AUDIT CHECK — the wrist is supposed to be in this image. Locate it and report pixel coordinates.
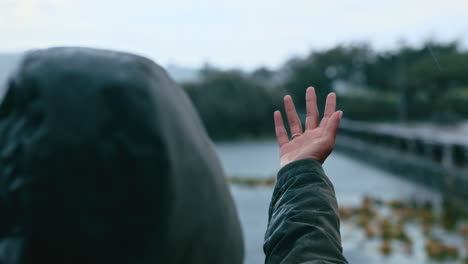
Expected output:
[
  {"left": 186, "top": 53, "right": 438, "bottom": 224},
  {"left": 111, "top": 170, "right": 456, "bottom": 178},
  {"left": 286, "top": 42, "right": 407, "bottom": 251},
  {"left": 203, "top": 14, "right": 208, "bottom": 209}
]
[
  {"left": 280, "top": 156, "right": 323, "bottom": 168},
  {"left": 278, "top": 158, "right": 324, "bottom": 180}
]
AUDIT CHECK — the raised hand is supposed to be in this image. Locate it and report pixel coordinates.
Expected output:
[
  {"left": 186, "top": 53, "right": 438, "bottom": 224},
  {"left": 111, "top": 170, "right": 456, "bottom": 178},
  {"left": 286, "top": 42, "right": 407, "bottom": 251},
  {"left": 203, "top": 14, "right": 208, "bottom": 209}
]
[{"left": 274, "top": 87, "right": 343, "bottom": 167}]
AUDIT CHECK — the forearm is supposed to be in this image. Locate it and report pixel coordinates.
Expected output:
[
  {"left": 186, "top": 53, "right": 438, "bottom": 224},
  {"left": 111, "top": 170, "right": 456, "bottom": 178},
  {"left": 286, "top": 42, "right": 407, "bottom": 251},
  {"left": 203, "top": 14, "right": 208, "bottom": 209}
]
[{"left": 263, "top": 159, "right": 347, "bottom": 264}]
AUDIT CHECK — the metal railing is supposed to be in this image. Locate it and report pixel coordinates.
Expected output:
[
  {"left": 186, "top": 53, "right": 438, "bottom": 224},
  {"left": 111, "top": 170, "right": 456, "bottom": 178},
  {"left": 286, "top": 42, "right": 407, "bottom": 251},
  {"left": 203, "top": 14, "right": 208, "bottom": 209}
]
[{"left": 338, "top": 120, "right": 468, "bottom": 169}]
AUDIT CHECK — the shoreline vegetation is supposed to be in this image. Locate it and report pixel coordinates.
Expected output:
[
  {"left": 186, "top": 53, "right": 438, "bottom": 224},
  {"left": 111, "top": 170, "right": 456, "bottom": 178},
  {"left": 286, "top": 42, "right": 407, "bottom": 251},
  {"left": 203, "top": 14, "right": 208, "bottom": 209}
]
[
  {"left": 183, "top": 40, "right": 468, "bottom": 141},
  {"left": 228, "top": 174, "right": 468, "bottom": 262},
  {"left": 227, "top": 176, "right": 276, "bottom": 187},
  {"left": 340, "top": 196, "right": 468, "bottom": 263}
]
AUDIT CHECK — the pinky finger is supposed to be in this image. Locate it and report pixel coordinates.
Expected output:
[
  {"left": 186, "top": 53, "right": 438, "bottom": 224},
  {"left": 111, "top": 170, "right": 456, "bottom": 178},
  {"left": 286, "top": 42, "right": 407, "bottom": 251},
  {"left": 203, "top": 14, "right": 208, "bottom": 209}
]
[{"left": 274, "top": 111, "right": 289, "bottom": 147}]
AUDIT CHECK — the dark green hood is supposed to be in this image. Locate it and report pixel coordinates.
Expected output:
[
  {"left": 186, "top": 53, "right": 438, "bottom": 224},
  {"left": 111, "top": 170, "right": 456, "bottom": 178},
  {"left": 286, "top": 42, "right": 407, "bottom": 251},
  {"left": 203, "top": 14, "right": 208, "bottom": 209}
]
[{"left": 0, "top": 47, "right": 244, "bottom": 264}]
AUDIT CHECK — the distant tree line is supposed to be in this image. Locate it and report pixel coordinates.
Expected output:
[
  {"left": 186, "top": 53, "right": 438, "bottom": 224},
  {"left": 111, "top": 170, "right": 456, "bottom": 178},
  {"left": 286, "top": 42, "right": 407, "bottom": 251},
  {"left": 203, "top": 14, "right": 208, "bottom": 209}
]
[{"left": 182, "top": 41, "right": 468, "bottom": 140}]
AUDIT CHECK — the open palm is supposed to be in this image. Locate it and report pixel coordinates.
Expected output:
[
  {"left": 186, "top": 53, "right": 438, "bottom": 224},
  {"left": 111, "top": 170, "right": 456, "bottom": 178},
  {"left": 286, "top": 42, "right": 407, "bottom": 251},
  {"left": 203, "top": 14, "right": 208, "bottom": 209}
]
[{"left": 275, "top": 87, "right": 343, "bottom": 167}]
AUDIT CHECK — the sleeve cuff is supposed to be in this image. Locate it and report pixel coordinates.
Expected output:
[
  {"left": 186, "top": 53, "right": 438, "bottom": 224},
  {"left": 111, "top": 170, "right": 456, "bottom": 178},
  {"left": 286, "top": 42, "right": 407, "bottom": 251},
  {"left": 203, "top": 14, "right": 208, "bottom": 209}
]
[{"left": 277, "top": 159, "right": 324, "bottom": 183}]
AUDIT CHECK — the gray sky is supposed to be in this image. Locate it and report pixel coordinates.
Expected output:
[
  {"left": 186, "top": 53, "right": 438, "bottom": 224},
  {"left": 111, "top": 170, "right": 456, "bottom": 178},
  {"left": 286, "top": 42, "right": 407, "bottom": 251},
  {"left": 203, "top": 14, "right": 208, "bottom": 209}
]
[{"left": 1, "top": 0, "right": 468, "bottom": 69}]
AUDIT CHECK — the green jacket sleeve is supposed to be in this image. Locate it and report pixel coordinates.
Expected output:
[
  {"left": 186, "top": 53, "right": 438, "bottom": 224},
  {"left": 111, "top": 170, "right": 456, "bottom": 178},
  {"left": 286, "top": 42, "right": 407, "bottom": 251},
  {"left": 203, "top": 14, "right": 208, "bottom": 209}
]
[{"left": 263, "top": 159, "right": 348, "bottom": 264}]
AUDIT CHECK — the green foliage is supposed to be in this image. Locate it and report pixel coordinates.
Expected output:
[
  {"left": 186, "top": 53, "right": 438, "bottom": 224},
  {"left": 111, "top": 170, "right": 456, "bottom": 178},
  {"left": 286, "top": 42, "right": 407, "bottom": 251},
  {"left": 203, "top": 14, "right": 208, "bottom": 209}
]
[
  {"left": 183, "top": 69, "right": 276, "bottom": 139},
  {"left": 281, "top": 44, "right": 371, "bottom": 111},
  {"left": 182, "top": 40, "right": 468, "bottom": 139},
  {"left": 339, "top": 90, "right": 399, "bottom": 121},
  {"left": 437, "top": 87, "right": 468, "bottom": 118}
]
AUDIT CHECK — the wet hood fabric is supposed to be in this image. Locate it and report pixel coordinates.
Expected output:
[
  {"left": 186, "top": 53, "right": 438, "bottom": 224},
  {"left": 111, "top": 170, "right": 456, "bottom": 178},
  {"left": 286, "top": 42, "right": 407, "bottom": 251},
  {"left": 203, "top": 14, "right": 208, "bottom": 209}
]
[{"left": 0, "top": 47, "right": 244, "bottom": 264}]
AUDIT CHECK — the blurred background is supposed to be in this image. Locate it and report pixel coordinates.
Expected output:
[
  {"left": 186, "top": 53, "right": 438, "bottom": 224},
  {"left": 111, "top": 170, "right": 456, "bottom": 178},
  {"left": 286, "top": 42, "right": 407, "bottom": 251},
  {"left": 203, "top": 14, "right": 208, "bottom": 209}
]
[{"left": 1, "top": 0, "right": 468, "bottom": 263}]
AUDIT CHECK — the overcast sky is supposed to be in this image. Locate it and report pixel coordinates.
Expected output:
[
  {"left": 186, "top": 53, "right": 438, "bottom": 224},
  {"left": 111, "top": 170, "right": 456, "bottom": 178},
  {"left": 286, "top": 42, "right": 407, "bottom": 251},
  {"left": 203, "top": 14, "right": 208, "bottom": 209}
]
[{"left": 1, "top": 0, "right": 468, "bottom": 69}]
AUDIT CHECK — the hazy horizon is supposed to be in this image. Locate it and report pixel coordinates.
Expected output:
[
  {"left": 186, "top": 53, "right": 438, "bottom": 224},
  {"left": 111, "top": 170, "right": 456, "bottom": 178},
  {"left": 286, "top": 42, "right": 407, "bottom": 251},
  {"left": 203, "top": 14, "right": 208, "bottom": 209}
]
[{"left": 1, "top": 0, "right": 467, "bottom": 70}]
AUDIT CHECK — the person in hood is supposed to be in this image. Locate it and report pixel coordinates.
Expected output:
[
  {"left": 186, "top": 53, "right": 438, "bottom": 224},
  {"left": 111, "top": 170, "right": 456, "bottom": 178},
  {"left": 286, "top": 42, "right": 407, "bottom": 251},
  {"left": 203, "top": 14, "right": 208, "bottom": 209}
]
[{"left": 0, "top": 47, "right": 347, "bottom": 264}]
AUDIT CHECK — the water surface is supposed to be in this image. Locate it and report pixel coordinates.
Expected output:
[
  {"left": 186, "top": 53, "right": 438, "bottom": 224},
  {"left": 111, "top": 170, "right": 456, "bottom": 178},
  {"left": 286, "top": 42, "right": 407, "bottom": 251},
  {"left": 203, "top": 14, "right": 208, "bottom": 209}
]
[{"left": 215, "top": 140, "right": 443, "bottom": 264}]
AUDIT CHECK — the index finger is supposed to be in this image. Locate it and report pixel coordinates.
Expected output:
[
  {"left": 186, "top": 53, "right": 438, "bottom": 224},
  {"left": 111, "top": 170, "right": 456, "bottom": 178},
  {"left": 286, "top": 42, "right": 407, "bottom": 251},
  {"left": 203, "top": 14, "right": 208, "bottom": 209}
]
[
  {"left": 323, "top": 92, "right": 336, "bottom": 118},
  {"left": 320, "top": 92, "right": 336, "bottom": 128},
  {"left": 326, "top": 111, "right": 343, "bottom": 142}
]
